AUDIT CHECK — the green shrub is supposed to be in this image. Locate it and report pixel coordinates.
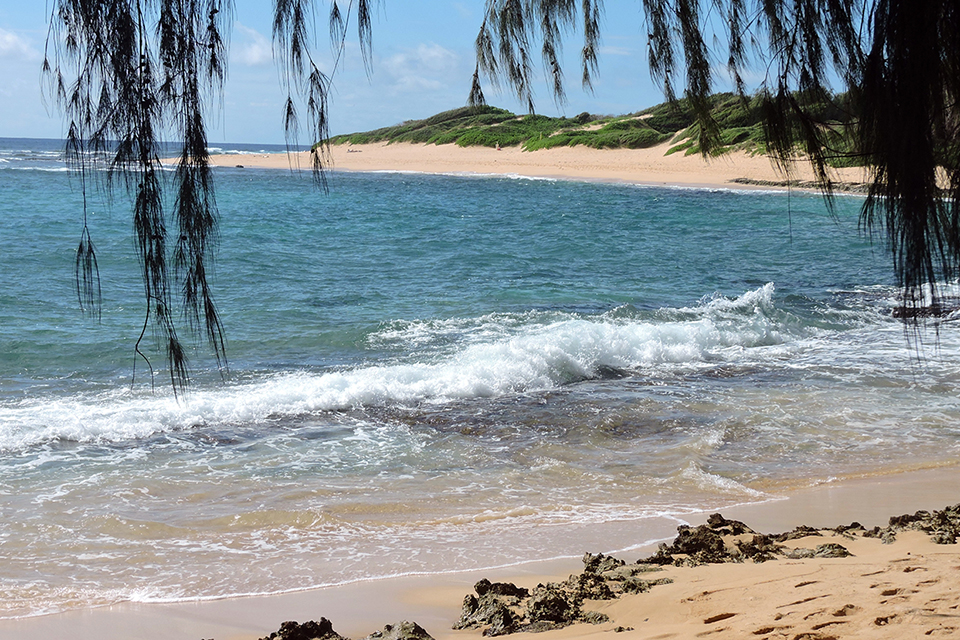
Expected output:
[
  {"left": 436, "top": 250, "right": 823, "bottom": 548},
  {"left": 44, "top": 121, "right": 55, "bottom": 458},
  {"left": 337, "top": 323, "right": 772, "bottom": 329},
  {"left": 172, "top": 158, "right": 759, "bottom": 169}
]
[{"left": 326, "top": 91, "right": 859, "bottom": 158}]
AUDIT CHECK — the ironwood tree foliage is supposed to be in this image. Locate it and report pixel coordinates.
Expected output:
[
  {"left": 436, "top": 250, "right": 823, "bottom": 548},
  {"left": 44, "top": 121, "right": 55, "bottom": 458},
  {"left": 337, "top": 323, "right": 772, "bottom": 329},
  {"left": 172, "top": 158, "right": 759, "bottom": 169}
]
[
  {"left": 45, "top": 1, "right": 960, "bottom": 391},
  {"left": 44, "top": 0, "right": 371, "bottom": 392},
  {"left": 470, "top": 0, "right": 960, "bottom": 317}
]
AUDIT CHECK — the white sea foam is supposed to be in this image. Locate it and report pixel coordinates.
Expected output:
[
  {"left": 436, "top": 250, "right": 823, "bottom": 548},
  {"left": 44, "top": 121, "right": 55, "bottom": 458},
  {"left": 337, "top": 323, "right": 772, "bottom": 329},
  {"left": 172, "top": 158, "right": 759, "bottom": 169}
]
[
  {"left": 676, "top": 462, "right": 767, "bottom": 498},
  {"left": 0, "top": 284, "right": 834, "bottom": 450},
  {"left": 337, "top": 168, "right": 559, "bottom": 182}
]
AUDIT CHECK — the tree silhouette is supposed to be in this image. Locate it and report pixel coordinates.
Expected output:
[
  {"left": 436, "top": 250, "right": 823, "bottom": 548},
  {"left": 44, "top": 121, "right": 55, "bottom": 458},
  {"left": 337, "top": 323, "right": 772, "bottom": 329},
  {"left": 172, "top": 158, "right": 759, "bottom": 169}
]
[
  {"left": 44, "top": 1, "right": 960, "bottom": 391},
  {"left": 470, "top": 0, "right": 960, "bottom": 317},
  {"left": 44, "top": 0, "right": 372, "bottom": 392}
]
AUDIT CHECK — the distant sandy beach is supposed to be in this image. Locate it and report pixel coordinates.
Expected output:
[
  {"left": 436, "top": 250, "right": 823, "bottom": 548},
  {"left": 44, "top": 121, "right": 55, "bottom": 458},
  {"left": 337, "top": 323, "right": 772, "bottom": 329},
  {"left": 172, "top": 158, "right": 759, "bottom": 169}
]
[{"left": 209, "top": 140, "right": 869, "bottom": 191}]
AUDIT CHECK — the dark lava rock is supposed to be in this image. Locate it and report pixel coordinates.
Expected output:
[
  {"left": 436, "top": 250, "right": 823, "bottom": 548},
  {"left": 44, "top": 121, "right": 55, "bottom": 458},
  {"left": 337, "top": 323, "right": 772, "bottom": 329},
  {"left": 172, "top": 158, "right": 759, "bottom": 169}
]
[
  {"left": 455, "top": 594, "right": 479, "bottom": 627},
  {"left": 481, "top": 607, "right": 517, "bottom": 637},
  {"left": 859, "top": 504, "right": 960, "bottom": 546},
  {"left": 641, "top": 516, "right": 749, "bottom": 566},
  {"left": 454, "top": 593, "right": 516, "bottom": 630},
  {"left": 582, "top": 552, "right": 625, "bottom": 574},
  {"left": 735, "top": 534, "right": 783, "bottom": 563},
  {"left": 474, "top": 578, "right": 529, "bottom": 598},
  {"left": 774, "top": 525, "right": 822, "bottom": 542},
  {"left": 658, "top": 524, "right": 728, "bottom": 564},
  {"left": 601, "top": 563, "right": 662, "bottom": 582},
  {"left": 621, "top": 576, "right": 673, "bottom": 594},
  {"left": 527, "top": 584, "right": 578, "bottom": 623},
  {"left": 581, "top": 610, "right": 611, "bottom": 624},
  {"left": 620, "top": 578, "right": 651, "bottom": 594},
  {"left": 363, "top": 621, "right": 434, "bottom": 640},
  {"left": 642, "top": 543, "right": 679, "bottom": 566},
  {"left": 889, "top": 511, "right": 928, "bottom": 528},
  {"left": 259, "top": 619, "right": 347, "bottom": 640},
  {"left": 931, "top": 530, "right": 957, "bottom": 544},
  {"left": 926, "top": 505, "right": 960, "bottom": 543},
  {"left": 832, "top": 522, "right": 864, "bottom": 535},
  {"left": 520, "top": 621, "right": 567, "bottom": 633},
  {"left": 706, "top": 513, "right": 755, "bottom": 535},
  {"left": 814, "top": 543, "right": 852, "bottom": 558},
  {"left": 566, "top": 571, "right": 616, "bottom": 601}
]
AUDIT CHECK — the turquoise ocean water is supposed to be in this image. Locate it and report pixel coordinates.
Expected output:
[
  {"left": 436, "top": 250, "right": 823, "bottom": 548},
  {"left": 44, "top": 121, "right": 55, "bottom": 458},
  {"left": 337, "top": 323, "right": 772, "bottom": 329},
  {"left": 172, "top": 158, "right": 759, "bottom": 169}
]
[{"left": 2, "top": 137, "right": 959, "bottom": 618}]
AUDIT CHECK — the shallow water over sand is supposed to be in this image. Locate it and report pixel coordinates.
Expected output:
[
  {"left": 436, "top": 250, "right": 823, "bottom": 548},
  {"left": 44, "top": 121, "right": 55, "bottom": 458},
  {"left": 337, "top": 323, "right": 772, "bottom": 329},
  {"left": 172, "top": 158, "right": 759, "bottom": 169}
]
[{"left": 2, "top": 138, "right": 960, "bottom": 617}]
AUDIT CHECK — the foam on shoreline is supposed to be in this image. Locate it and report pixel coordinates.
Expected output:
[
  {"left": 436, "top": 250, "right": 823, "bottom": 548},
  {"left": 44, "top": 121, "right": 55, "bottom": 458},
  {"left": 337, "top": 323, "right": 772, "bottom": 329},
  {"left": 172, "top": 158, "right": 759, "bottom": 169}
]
[{"left": 3, "top": 465, "right": 957, "bottom": 640}]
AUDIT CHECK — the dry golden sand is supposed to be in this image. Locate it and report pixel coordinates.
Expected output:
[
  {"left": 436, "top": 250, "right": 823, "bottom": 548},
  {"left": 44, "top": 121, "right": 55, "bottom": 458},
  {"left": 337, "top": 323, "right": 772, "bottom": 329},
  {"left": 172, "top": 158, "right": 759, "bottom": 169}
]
[
  {"left": 574, "top": 531, "right": 960, "bottom": 639},
  {"left": 213, "top": 141, "right": 868, "bottom": 190},
  {"left": 3, "top": 467, "right": 959, "bottom": 640}
]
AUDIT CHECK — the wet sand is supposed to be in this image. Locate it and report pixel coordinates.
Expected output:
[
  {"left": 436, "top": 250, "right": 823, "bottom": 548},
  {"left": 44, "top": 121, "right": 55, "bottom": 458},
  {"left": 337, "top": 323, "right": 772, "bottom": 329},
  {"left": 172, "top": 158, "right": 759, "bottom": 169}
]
[{"left": 5, "top": 466, "right": 958, "bottom": 640}]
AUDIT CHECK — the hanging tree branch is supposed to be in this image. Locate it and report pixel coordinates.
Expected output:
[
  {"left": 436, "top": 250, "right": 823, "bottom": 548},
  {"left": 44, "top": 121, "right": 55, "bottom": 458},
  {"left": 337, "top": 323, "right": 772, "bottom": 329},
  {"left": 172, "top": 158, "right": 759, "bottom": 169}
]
[
  {"left": 469, "top": 0, "right": 960, "bottom": 320},
  {"left": 44, "top": 0, "right": 960, "bottom": 385},
  {"left": 44, "top": 0, "right": 376, "bottom": 393}
]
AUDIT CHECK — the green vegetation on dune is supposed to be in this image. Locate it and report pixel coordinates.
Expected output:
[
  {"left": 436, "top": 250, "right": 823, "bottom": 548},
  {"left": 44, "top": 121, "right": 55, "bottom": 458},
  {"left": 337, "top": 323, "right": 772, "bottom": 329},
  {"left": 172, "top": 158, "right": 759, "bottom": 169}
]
[
  {"left": 326, "top": 104, "right": 675, "bottom": 151},
  {"left": 325, "top": 93, "right": 859, "bottom": 165},
  {"left": 328, "top": 106, "right": 517, "bottom": 145}
]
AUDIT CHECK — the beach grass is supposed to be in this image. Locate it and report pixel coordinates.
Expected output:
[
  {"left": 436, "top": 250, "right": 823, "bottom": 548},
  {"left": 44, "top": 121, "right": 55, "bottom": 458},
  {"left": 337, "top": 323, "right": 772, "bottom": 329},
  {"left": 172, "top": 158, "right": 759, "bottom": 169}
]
[{"left": 326, "top": 93, "right": 863, "bottom": 167}]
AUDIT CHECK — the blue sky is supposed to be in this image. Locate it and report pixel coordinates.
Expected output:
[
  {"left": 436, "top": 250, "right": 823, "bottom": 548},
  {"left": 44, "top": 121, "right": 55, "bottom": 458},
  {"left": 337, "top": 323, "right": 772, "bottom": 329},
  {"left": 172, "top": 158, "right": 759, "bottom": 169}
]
[{"left": 1, "top": 2, "right": 684, "bottom": 144}]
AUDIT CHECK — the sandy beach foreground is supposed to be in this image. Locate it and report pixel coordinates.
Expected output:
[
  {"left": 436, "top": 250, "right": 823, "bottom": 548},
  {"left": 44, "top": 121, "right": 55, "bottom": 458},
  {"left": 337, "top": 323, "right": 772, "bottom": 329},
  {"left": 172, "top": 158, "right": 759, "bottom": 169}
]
[
  {"left": 5, "top": 466, "right": 959, "bottom": 640},
  {"left": 212, "top": 140, "right": 868, "bottom": 190}
]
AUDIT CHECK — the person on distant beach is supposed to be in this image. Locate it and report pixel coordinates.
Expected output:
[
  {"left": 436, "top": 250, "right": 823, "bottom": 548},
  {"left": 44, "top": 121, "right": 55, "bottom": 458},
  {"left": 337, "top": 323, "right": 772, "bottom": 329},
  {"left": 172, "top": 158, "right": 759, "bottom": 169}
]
[{"left": 496, "top": 142, "right": 501, "bottom": 151}]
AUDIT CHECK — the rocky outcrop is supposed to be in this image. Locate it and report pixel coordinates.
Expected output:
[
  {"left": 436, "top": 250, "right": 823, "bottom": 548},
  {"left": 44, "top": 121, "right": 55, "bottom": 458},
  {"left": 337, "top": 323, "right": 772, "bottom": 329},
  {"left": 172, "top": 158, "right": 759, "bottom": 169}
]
[
  {"left": 263, "top": 507, "right": 960, "bottom": 640},
  {"left": 361, "top": 621, "right": 434, "bottom": 640},
  {"left": 640, "top": 515, "right": 763, "bottom": 565},
  {"left": 730, "top": 177, "right": 871, "bottom": 193},
  {"left": 259, "top": 619, "right": 348, "bottom": 640},
  {"left": 453, "top": 554, "right": 653, "bottom": 636},
  {"left": 862, "top": 504, "right": 960, "bottom": 544},
  {"left": 260, "top": 619, "right": 433, "bottom": 640},
  {"left": 473, "top": 578, "right": 529, "bottom": 598}
]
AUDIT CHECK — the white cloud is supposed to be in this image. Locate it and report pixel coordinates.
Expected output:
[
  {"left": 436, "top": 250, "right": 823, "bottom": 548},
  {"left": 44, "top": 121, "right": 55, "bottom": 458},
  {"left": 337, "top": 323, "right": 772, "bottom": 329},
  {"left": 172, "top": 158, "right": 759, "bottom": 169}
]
[
  {"left": 600, "top": 46, "right": 635, "bottom": 57},
  {"left": 0, "top": 28, "right": 40, "bottom": 62},
  {"left": 382, "top": 43, "right": 460, "bottom": 95},
  {"left": 452, "top": 3, "right": 474, "bottom": 21},
  {"left": 233, "top": 23, "right": 273, "bottom": 66}
]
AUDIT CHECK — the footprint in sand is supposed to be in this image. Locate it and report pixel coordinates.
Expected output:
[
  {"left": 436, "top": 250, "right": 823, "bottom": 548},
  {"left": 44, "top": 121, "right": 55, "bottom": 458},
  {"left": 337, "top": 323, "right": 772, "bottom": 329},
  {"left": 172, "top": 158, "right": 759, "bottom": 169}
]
[
  {"left": 831, "top": 604, "right": 858, "bottom": 617},
  {"left": 751, "top": 625, "right": 791, "bottom": 636},
  {"left": 925, "top": 625, "right": 958, "bottom": 636},
  {"left": 703, "top": 612, "right": 737, "bottom": 624},
  {"left": 778, "top": 595, "right": 829, "bottom": 608},
  {"left": 812, "top": 620, "right": 848, "bottom": 630}
]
